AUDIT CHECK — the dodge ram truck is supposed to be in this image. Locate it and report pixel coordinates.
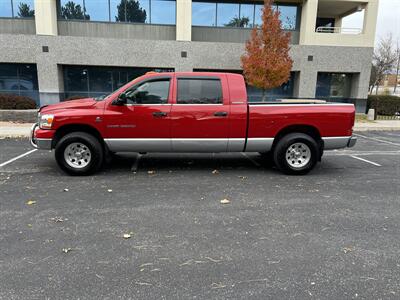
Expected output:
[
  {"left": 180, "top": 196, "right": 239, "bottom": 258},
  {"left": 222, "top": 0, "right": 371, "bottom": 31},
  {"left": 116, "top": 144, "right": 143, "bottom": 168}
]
[{"left": 30, "top": 72, "right": 356, "bottom": 175}]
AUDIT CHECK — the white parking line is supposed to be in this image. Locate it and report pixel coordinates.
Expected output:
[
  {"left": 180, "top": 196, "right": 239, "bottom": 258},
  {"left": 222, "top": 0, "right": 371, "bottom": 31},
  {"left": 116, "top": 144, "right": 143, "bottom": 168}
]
[
  {"left": 350, "top": 155, "right": 382, "bottom": 167},
  {"left": 0, "top": 149, "right": 37, "bottom": 168},
  {"left": 354, "top": 133, "right": 400, "bottom": 147}
]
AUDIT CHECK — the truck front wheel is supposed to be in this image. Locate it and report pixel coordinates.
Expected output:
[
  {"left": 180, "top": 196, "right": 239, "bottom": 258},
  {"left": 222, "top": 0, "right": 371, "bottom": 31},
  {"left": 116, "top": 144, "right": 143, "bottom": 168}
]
[
  {"left": 273, "top": 133, "right": 319, "bottom": 175},
  {"left": 55, "top": 132, "right": 104, "bottom": 175}
]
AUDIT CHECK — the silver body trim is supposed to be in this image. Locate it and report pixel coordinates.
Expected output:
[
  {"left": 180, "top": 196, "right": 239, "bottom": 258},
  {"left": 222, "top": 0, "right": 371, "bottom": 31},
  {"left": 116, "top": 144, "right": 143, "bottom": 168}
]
[
  {"left": 322, "top": 136, "right": 352, "bottom": 150},
  {"left": 104, "top": 138, "right": 172, "bottom": 152},
  {"left": 245, "top": 138, "right": 274, "bottom": 152},
  {"left": 105, "top": 138, "right": 245, "bottom": 153},
  {"left": 249, "top": 103, "right": 354, "bottom": 107}
]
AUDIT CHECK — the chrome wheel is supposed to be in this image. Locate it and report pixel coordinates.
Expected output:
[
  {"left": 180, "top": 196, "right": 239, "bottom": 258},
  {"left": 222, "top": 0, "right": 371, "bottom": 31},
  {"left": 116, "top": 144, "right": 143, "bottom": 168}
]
[
  {"left": 64, "top": 142, "right": 91, "bottom": 169},
  {"left": 286, "top": 142, "right": 311, "bottom": 169}
]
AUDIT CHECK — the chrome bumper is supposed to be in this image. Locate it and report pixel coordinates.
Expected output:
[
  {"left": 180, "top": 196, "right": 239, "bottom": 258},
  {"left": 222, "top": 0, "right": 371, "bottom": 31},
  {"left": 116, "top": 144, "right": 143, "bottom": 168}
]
[
  {"left": 322, "top": 136, "right": 357, "bottom": 150},
  {"left": 30, "top": 123, "right": 52, "bottom": 150},
  {"left": 347, "top": 136, "right": 357, "bottom": 148}
]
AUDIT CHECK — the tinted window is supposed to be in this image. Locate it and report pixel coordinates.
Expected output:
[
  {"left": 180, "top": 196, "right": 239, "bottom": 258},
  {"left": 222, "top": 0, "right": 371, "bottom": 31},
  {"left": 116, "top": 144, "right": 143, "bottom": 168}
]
[
  {"left": 84, "top": 0, "right": 110, "bottom": 21},
  {"left": 239, "top": 4, "right": 254, "bottom": 28},
  {"left": 278, "top": 5, "right": 297, "bottom": 30},
  {"left": 125, "top": 79, "right": 170, "bottom": 104},
  {"left": 316, "top": 73, "right": 352, "bottom": 98},
  {"left": 177, "top": 79, "right": 222, "bottom": 104},
  {"left": 192, "top": 2, "right": 216, "bottom": 26},
  {"left": 0, "top": 63, "right": 39, "bottom": 105},
  {"left": 151, "top": 0, "right": 175, "bottom": 24},
  {"left": 217, "top": 3, "right": 239, "bottom": 27},
  {"left": 62, "top": 65, "right": 173, "bottom": 99},
  {"left": 1, "top": 0, "right": 35, "bottom": 18}
]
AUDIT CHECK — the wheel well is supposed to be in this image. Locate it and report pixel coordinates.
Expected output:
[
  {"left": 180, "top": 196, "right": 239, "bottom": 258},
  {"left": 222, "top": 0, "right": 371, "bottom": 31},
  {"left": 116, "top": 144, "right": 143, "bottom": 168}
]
[
  {"left": 272, "top": 125, "right": 322, "bottom": 149},
  {"left": 52, "top": 124, "right": 103, "bottom": 149}
]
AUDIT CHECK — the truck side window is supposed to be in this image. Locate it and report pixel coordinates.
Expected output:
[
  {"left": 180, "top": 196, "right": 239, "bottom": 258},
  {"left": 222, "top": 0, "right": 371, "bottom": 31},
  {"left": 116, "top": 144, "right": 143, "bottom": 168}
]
[
  {"left": 177, "top": 79, "right": 222, "bottom": 104},
  {"left": 125, "top": 79, "right": 170, "bottom": 104}
]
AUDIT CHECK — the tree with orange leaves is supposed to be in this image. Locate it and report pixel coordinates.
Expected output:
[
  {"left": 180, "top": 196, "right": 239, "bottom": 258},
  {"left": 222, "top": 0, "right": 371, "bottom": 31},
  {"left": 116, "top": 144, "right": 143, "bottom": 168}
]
[{"left": 241, "top": 0, "right": 293, "bottom": 100}]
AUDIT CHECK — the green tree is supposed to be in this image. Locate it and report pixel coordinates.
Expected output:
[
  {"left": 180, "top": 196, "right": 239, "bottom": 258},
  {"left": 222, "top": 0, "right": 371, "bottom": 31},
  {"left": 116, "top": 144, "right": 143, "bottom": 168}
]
[
  {"left": 17, "top": 3, "right": 34, "bottom": 18},
  {"left": 225, "top": 16, "right": 250, "bottom": 28},
  {"left": 60, "top": 1, "right": 90, "bottom": 20},
  {"left": 115, "top": 0, "right": 147, "bottom": 23}
]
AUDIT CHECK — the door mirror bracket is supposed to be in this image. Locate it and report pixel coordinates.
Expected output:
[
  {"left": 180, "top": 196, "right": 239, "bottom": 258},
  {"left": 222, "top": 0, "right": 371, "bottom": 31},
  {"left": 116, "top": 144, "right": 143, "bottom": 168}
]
[{"left": 113, "top": 93, "right": 127, "bottom": 106}]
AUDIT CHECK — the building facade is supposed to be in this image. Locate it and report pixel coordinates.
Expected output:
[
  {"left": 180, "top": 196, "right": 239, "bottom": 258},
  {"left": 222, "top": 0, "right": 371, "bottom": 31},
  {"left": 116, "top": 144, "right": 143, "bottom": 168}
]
[{"left": 0, "top": 0, "right": 378, "bottom": 112}]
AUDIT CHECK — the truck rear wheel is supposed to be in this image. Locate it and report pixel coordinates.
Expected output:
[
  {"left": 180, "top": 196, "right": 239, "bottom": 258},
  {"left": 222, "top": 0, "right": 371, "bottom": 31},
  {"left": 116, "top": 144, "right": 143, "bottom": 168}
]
[
  {"left": 273, "top": 133, "right": 319, "bottom": 175},
  {"left": 55, "top": 132, "right": 104, "bottom": 175}
]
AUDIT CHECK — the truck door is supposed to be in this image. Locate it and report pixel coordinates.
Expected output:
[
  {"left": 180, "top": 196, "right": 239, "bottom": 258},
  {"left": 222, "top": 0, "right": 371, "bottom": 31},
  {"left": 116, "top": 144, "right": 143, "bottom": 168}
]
[
  {"left": 170, "top": 75, "right": 230, "bottom": 152},
  {"left": 104, "top": 76, "right": 172, "bottom": 152}
]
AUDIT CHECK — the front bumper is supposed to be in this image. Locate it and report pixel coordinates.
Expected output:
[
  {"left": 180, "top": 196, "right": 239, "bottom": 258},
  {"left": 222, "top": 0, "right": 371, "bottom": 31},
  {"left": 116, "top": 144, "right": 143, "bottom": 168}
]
[{"left": 30, "top": 123, "right": 52, "bottom": 150}]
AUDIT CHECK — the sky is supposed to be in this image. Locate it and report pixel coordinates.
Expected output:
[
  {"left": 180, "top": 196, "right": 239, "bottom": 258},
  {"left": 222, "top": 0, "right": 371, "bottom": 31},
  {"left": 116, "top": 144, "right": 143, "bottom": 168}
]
[{"left": 342, "top": 0, "right": 400, "bottom": 46}]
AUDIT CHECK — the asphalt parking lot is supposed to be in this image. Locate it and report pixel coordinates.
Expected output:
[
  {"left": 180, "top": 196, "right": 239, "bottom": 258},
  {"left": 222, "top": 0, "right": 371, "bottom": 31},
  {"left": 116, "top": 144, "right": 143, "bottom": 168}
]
[{"left": 1, "top": 131, "right": 400, "bottom": 299}]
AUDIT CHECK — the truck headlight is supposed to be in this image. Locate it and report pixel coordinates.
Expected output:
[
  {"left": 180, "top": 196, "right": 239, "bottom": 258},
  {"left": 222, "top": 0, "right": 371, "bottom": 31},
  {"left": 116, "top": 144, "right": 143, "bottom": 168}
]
[{"left": 39, "top": 114, "right": 54, "bottom": 129}]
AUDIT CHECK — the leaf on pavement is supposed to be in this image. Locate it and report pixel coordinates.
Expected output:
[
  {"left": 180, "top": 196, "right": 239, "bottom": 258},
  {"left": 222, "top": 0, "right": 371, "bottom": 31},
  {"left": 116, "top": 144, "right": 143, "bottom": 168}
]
[
  {"left": 123, "top": 232, "right": 134, "bottom": 239},
  {"left": 220, "top": 198, "right": 230, "bottom": 204},
  {"left": 26, "top": 200, "right": 36, "bottom": 205},
  {"left": 343, "top": 247, "right": 353, "bottom": 254}
]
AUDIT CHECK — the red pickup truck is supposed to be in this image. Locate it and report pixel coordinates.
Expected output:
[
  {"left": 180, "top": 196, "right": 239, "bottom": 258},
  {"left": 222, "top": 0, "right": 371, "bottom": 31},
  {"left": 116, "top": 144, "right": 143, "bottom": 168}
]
[{"left": 31, "top": 72, "right": 356, "bottom": 175}]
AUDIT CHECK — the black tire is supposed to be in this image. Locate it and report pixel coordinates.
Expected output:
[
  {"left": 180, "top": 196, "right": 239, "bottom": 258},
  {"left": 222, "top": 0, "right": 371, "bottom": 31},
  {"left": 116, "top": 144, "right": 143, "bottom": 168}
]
[
  {"left": 273, "top": 133, "right": 319, "bottom": 175},
  {"left": 55, "top": 132, "right": 104, "bottom": 175}
]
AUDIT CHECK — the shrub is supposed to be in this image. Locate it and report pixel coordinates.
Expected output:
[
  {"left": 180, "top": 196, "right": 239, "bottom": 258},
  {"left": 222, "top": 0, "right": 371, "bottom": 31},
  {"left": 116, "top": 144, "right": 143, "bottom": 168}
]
[
  {"left": 0, "top": 94, "right": 37, "bottom": 109},
  {"left": 367, "top": 95, "right": 400, "bottom": 116}
]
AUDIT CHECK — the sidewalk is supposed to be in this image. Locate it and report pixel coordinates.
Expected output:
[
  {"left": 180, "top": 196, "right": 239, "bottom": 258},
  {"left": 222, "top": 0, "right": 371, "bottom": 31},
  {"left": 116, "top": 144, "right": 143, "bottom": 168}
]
[
  {"left": 1, "top": 120, "right": 400, "bottom": 138},
  {"left": 353, "top": 120, "right": 400, "bottom": 131}
]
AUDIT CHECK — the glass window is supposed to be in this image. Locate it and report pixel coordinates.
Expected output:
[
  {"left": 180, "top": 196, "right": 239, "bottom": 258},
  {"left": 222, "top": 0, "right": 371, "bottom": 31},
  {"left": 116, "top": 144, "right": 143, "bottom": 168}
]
[
  {"left": 316, "top": 73, "right": 352, "bottom": 98},
  {"left": 254, "top": 4, "right": 263, "bottom": 27},
  {"left": 177, "top": 79, "right": 222, "bottom": 104},
  {"left": 88, "top": 67, "right": 113, "bottom": 95},
  {"left": 111, "top": 0, "right": 149, "bottom": 23},
  {"left": 62, "top": 65, "right": 173, "bottom": 100},
  {"left": 151, "top": 0, "right": 175, "bottom": 24},
  {"left": 14, "top": 0, "right": 35, "bottom": 18},
  {"left": 278, "top": 5, "right": 297, "bottom": 30},
  {"left": 217, "top": 3, "right": 239, "bottom": 27},
  {"left": 239, "top": 4, "right": 254, "bottom": 28},
  {"left": 0, "top": 63, "right": 39, "bottom": 105},
  {"left": 59, "top": 0, "right": 89, "bottom": 20},
  {"left": 192, "top": 2, "right": 216, "bottom": 26},
  {"left": 0, "top": 0, "right": 13, "bottom": 17},
  {"left": 84, "top": 0, "right": 110, "bottom": 21},
  {"left": 125, "top": 79, "right": 170, "bottom": 104}
]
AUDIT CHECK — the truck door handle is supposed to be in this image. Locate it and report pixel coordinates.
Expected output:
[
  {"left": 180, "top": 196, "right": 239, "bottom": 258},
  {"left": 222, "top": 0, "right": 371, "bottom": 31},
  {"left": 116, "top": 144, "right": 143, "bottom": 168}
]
[
  {"left": 214, "top": 111, "right": 228, "bottom": 117},
  {"left": 152, "top": 111, "right": 167, "bottom": 117}
]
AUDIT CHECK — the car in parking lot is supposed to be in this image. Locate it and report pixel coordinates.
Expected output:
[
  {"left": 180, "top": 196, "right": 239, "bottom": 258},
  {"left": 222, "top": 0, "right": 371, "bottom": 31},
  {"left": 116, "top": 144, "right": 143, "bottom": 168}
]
[{"left": 31, "top": 72, "right": 356, "bottom": 175}]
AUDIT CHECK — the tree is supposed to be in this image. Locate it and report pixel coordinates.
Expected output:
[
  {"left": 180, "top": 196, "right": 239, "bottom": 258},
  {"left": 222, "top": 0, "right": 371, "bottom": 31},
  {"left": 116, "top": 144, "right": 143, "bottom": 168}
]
[
  {"left": 370, "top": 35, "right": 397, "bottom": 95},
  {"left": 60, "top": 1, "right": 90, "bottom": 20},
  {"left": 394, "top": 41, "right": 400, "bottom": 94},
  {"left": 17, "top": 3, "right": 34, "bottom": 18},
  {"left": 241, "top": 0, "right": 292, "bottom": 100},
  {"left": 225, "top": 16, "right": 250, "bottom": 28},
  {"left": 115, "top": 0, "right": 147, "bottom": 23}
]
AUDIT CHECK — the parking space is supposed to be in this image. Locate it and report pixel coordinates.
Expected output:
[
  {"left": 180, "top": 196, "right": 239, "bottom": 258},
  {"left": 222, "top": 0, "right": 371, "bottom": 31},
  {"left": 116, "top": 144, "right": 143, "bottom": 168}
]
[{"left": 0, "top": 131, "right": 400, "bottom": 299}]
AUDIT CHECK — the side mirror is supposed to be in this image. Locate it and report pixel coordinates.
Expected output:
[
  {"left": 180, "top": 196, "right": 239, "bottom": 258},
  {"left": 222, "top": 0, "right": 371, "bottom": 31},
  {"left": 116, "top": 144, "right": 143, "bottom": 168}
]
[{"left": 113, "top": 93, "right": 127, "bottom": 106}]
